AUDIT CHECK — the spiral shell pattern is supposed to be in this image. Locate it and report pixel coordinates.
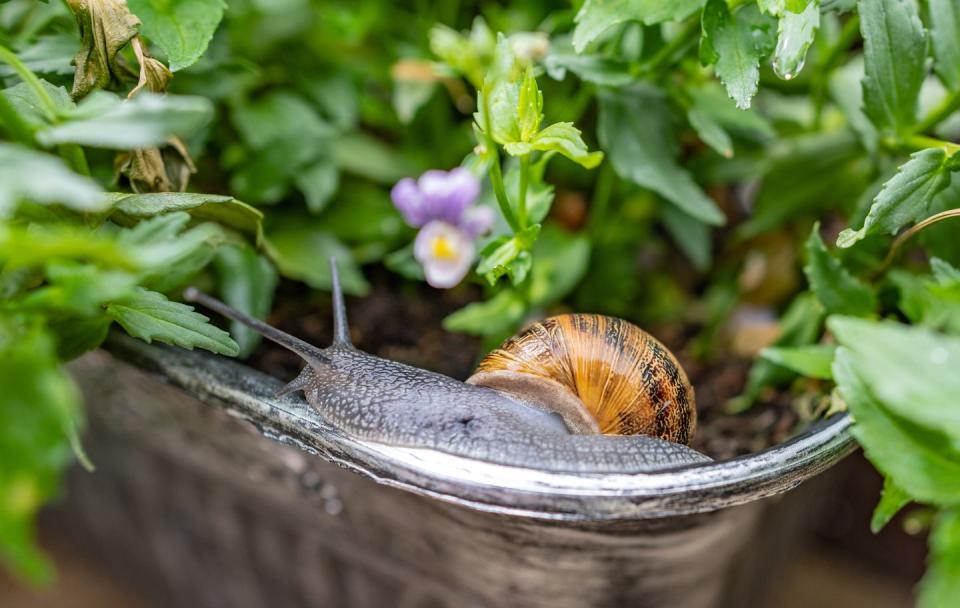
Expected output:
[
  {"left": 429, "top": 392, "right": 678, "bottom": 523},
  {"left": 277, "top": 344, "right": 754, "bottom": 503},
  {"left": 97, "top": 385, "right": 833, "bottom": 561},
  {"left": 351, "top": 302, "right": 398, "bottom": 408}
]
[{"left": 473, "top": 314, "right": 696, "bottom": 444}]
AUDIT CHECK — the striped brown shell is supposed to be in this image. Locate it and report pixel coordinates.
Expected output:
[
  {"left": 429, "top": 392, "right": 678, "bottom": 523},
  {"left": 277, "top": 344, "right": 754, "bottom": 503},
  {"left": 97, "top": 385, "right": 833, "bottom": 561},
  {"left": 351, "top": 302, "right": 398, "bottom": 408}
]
[{"left": 467, "top": 314, "right": 696, "bottom": 444}]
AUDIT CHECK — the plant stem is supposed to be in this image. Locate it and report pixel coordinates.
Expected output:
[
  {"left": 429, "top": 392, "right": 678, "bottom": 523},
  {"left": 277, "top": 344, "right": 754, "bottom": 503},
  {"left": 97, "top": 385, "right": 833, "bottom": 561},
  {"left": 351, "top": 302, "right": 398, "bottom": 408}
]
[
  {"left": 913, "top": 87, "right": 960, "bottom": 136},
  {"left": 0, "top": 44, "right": 58, "bottom": 122},
  {"left": 884, "top": 135, "right": 960, "bottom": 156},
  {"left": 877, "top": 208, "right": 960, "bottom": 274},
  {"left": 480, "top": 93, "right": 521, "bottom": 233},
  {"left": 517, "top": 154, "right": 530, "bottom": 228}
]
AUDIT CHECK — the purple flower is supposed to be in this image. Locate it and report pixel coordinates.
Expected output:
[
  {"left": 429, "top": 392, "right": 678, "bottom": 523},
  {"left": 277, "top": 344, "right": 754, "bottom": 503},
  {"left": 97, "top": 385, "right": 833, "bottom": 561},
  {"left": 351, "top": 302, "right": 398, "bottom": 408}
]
[{"left": 391, "top": 168, "right": 494, "bottom": 288}]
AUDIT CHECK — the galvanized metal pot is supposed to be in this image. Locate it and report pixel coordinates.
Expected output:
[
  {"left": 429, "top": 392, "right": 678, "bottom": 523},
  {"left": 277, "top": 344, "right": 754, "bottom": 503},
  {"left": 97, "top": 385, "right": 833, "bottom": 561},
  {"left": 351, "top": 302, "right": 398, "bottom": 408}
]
[{"left": 60, "top": 335, "right": 855, "bottom": 608}]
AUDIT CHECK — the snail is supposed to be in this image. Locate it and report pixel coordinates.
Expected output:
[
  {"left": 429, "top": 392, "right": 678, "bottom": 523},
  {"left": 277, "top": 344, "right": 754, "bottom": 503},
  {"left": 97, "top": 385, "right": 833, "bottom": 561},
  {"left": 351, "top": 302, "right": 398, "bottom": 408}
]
[{"left": 183, "top": 261, "right": 709, "bottom": 474}]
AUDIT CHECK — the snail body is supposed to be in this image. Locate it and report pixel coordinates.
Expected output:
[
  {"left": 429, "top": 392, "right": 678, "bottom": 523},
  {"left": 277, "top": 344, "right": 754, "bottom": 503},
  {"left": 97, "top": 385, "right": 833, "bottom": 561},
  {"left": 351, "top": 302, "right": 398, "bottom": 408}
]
[{"left": 184, "top": 262, "right": 709, "bottom": 473}]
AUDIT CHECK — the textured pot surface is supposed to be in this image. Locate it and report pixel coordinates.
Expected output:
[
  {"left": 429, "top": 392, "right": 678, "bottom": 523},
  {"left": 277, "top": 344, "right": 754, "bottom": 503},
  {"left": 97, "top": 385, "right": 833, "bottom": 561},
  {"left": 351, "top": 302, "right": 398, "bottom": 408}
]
[{"left": 59, "top": 337, "right": 857, "bottom": 608}]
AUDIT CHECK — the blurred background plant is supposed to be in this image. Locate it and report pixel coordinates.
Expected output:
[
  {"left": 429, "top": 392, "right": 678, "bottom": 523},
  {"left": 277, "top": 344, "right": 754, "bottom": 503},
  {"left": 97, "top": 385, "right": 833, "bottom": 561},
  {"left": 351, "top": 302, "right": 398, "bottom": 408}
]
[{"left": 2, "top": 0, "right": 959, "bottom": 603}]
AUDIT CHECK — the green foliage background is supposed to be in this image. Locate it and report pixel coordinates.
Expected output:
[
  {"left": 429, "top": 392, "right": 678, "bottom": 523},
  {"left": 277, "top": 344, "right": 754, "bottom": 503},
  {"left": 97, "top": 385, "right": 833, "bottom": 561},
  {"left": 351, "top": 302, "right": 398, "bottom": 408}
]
[{"left": 1, "top": 0, "right": 960, "bottom": 603}]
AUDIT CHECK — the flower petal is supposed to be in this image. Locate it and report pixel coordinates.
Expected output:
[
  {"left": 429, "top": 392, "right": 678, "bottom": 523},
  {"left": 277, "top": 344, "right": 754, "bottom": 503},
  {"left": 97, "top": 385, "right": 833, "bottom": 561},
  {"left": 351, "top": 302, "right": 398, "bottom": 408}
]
[
  {"left": 414, "top": 221, "right": 475, "bottom": 288},
  {"left": 417, "top": 167, "right": 480, "bottom": 224},
  {"left": 391, "top": 177, "right": 426, "bottom": 227},
  {"left": 460, "top": 205, "right": 495, "bottom": 238}
]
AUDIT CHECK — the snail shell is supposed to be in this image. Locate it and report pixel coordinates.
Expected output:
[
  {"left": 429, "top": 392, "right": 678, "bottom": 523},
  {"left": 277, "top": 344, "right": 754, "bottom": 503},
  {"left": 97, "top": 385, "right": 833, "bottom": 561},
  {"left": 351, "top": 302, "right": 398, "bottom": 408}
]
[{"left": 467, "top": 314, "right": 697, "bottom": 445}]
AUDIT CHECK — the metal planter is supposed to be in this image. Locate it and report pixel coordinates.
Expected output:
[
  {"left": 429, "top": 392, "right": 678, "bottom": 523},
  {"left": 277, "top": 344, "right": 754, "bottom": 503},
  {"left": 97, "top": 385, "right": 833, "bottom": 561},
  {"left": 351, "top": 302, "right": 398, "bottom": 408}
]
[{"left": 60, "top": 334, "right": 856, "bottom": 608}]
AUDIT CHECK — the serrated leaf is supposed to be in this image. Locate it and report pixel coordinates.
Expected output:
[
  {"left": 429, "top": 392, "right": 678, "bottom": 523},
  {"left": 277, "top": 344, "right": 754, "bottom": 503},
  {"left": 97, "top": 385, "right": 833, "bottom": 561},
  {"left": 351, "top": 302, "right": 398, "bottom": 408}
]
[
  {"left": 106, "top": 288, "right": 239, "bottom": 356},
  {"left": 804, "top": 225, "right": 877, "bottom": 315},
  {"left": 760, "top": 344, "right": 836, "bottom": 379},
  {"left": 572, "top": 0, "right": 704, "bottom": 52},
  {"left": 477, "top": 224, "right": 541, "bottom": 284},
  {"left": 871, "top": 477, "right": 911, "bottom": 533},
  {"left": 599, "top": 87, "right": 725, "bottom": 225},
  {"left": 214, "top": 245, "right": 278, "bottom": 357},
  {"left": 830, "top": 316, "right": 960, "bottom": 442},
  {"left": 0, "top": 144, "right": 104, "bottom": 217},
  {"left": 772, "top": 0, "right": 819, "bottom": 80},
  {"left": 927, "top": 0, "right": 960, "bottom": 91},
  {"left": 37, "top": 92, "right": 213, "bottom": 149},
  {"left": 837, "top": 149, "right": 951, "bottom": 247},
  {"left": 833, "top": 344, "right": 960, "bottom": 506},
  {"left": 918, "top": 510, "right": 960, "bottom": 608},
  {"left": 858, "top": 0, "right": 927, "bottom": 134},
  {"left": 127, "top": 0, "right": 226, "bottom": 72},
  {"left": 701, "top": 0, "right": 776, "bottom": 109}
]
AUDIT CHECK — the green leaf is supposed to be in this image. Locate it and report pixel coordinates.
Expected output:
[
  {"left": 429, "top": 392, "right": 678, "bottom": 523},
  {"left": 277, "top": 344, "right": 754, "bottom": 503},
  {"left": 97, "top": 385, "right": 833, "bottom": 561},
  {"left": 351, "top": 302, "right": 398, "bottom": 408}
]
[
  {"left": 927, "top": 0, "right": 960, "bottom": 91},
  {"left": 517, "top": 65, "right": 543, "bottom": 143},
  {"left": 599, "top": 87, "right": 726, "bottom": 225},
  {"left": 771, "top": 0, "right": 820, "bottom": 80},
  {"left": 110, "top": 192, "right": 264, "bottom": 244},
  {"left": 837, "top": 149, "right": 951, "bottom": 248},
  {"left": 740, "top": 132, "right": 868, "bottom": 238},
  {"left": 295, "top": 160, "right": 340, "bottom": 214},
  {"left": 0, "top": 318, "right": 82, "bottom": 583},
  {"left": 264, "top": 223, "right": 369, "bottom": 295},
  {"left": 505, "top": 122, "right": 604, "bottom": 169},
  {"left": 687, "top": 104, "right": 734, "bottom": 158},
  {"left": 106, "top": 288, "right": 239, "bottom": 356},
  {"left": 804, "top": 225, "right": 877, "bottom": 316},
  {"left": 830, "top": 316, "right": 960, "bottom": 443},
  {"left": 443, "top": 289, "right": 526, "bottom": 336},
  {"left": 829, "top": 57, "right": 879, "bottom": 155},
  {"left": 18, "top": 262, "right": 138, "bottom": 317},
  {"left": 543, "top": 50, "right": 633, "bottom": 86},
  {"left": 214, "top": 245, "right": 278, "bottom": 357},
  {"left": 37, "top": 92, "right": 213, "bottom": 149},
  {"left": 858, "top": 0, "right": 927, "bottom": 134},
  {"left": 870, "top": 476, "right": 911, "bottom": 533},
  {"left": 700, "top": 0, "right": 776, "bottom": 109},
  {"left": 384, "top": 244, "right": 425, "bottom": 281},
  {"left": 661, "top": 204, "right": 713, "bottom": 270},
  {"left": 127, "top": 0, "right": 226, "bottom": 72},
  {"left": 891, "top": 270, "right": 960, "bottom": 335},
  {"left": 0, "top": 144, "right": 104, "bottom": 217},
  {"left": 332, "top": 132, "right": 420, "bottom": 185},
  {"left": 0, "top": 223, "right": 133, "bottom": 271},
  {"left": 477, "top": 224, "right": 541, "bottom": 285},
  {"left": 0, "top": 33, "right": 79, "bottom": 78},
  {"left": 573, "top": 0, "right": 704, "bottom": 52},
  {"left": 0, "top": 80, "right": 73, "bottom": 130},
  {"left": 932, "top": 257, "right": 960, "bottom": 284},
  {"left": 760, "top": 344, "right": 836, "bottom": 379},
  {"left": 833, "top": 345, "right": 960, "bottom": 506},
  {"left": 918, "top": 510, "right": 960, "bottom": 608}
]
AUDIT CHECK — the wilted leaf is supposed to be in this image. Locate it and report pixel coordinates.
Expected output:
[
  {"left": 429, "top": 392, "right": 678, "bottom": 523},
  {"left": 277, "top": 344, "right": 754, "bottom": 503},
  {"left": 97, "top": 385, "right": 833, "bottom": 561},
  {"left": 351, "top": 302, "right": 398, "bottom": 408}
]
[{"left": 66, "top": 0, "right": 141, "bottom": 99}]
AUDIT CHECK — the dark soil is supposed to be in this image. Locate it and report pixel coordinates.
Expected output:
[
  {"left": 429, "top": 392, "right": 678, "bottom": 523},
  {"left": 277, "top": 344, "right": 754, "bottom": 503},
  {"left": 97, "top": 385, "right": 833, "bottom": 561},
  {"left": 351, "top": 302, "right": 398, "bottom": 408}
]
[{"left": 250, "top": 268, "right": 800, "bottom": 461}]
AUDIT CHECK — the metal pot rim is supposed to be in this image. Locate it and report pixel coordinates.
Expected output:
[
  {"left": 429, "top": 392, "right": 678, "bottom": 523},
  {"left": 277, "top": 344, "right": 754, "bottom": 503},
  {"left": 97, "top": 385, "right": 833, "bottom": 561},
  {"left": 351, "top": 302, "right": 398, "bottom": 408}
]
[{"left": 110, "top": 335, "right": 856, "bottom": 521}]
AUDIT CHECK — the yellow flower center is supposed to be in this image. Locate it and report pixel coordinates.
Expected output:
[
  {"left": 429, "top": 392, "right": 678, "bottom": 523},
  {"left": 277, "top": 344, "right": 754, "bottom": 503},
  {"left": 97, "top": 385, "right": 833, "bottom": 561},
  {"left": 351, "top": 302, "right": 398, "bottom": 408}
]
[{"left": 430, "top": 235, "right": 458, "bottom": 261}]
